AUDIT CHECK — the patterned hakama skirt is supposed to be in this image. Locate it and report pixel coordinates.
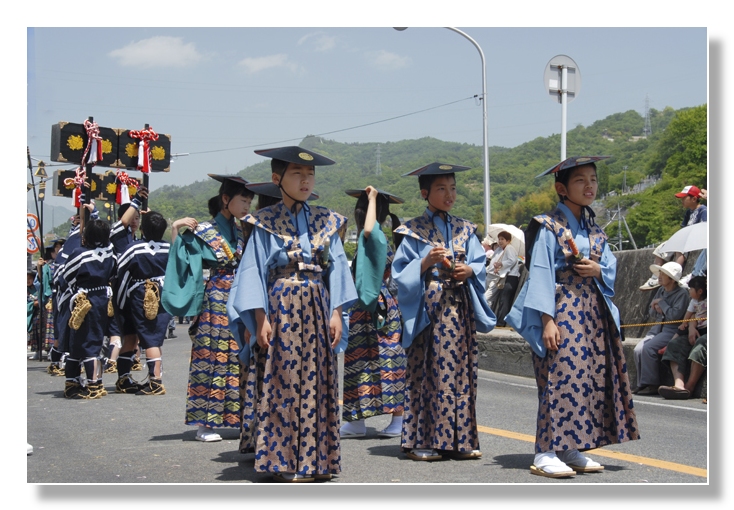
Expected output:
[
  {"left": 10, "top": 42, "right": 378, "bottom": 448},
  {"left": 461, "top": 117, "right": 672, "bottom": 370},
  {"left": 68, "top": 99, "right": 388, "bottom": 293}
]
[
  {"left": 532, "top": 271, "right": 639, "bottom": 453},
  {"left": 185, "top": 271, "right": 241, "bottom": 429},
  {"left": 401, "top": 277, "right": 480, "bottom": 453},
  {"left": 244, "top": 267, "right": 341, "bottom": 476},
  {"left": 342, "top": 286, "right": 405, "bottom": 422}
]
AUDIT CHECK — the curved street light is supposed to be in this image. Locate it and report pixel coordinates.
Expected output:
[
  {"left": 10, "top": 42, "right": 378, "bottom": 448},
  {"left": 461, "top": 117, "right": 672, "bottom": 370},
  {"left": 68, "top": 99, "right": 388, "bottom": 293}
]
[{"left": 394, "top": 27, "right": 491, "bottom": 230}]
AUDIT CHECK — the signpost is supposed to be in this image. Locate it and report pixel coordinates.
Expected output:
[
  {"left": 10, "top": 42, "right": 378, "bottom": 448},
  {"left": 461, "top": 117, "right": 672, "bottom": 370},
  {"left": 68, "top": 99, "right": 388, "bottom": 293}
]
[{"left": 544, "top": 55, "right": 581, "bottom": 161}]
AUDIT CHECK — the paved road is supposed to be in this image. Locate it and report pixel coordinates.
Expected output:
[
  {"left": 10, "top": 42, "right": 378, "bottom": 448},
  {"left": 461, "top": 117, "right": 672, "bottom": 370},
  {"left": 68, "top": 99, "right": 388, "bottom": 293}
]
[{"left": 27, "top": 323, "right": 709, "bottom": 487}]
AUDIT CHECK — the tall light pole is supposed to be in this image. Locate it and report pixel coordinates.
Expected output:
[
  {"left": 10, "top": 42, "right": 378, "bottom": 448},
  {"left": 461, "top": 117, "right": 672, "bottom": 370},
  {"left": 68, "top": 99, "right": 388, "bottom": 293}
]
[{"left": 394, "top": 27, "right": 491, "bottom": 230}]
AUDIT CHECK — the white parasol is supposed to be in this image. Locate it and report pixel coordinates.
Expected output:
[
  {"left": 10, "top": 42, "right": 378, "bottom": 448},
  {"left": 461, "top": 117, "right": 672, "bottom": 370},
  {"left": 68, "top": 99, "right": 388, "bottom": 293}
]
[
  {"left": 485, "top": 223, "right": 525, "bottom": 259},
  {"left": 657, "top": 221, "right": 707, "bottom": 254}
]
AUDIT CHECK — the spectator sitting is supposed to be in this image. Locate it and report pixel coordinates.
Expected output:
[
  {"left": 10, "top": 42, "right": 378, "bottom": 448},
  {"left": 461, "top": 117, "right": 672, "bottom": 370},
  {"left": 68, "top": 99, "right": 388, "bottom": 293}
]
[
  {"left": 657, "top": 276, "right": 707, "bottom": 400},
  {"left": 640, "top": 185, "right": 707, "bottom": 291},
  {"left": 632, "top": 262, "right": 690, "bottom": 395}
]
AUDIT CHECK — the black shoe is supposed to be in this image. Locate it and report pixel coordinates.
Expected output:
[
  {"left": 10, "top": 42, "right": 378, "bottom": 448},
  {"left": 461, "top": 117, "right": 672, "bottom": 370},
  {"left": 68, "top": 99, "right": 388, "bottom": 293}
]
[
  {"left": 87, "top": 381, "right": 107, "bottom": 398},
  {"left": 136, "top": 378, "right": 166, "bottom": 396},
  {"left": 64, "top": 381, "right": 93, "bottom": 399},
  {"left": 115, "top": 375, "right": 141, "bottom": 394}
]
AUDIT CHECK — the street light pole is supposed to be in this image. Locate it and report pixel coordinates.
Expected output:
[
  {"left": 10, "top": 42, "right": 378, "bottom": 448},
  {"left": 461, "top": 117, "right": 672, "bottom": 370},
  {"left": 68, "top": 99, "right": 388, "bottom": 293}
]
[{"left": 394, "top": 27, "right": 491, "bottom": 230}]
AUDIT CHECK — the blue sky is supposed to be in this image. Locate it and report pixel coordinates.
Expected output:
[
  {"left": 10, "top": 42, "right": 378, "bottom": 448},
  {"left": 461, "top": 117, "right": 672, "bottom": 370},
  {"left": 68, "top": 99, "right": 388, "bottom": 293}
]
[{"left": 23, "top": 22, "right": 710, "bottom": 214}]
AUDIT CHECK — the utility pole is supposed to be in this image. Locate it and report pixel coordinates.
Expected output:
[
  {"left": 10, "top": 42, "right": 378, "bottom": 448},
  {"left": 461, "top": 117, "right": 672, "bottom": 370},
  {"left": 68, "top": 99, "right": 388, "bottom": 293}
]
[
  {"left": 375, "top": 144, "right": 382, "bottom": 176},
  {"left": 643, "top": 94, "right": 652, "bottom": 138}
]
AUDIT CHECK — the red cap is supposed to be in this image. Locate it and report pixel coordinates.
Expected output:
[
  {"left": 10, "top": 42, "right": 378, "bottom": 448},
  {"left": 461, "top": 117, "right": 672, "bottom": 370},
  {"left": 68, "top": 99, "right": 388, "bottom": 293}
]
[{"left": 675, "top": 185, "right": 701, "bottom": 198}]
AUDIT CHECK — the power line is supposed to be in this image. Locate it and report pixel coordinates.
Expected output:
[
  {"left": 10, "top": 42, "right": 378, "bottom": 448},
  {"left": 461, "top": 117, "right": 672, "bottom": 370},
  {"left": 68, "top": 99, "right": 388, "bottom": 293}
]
[{"left": 185, "top": 95, "right": 477, "bottom": 156}]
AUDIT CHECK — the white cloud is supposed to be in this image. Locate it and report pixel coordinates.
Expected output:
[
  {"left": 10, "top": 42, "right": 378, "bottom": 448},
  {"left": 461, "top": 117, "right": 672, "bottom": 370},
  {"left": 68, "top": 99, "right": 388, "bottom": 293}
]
[
  {"left": 108, "top": 36, "right": 203, "bottom": 68},
  {"left": 237, "top": 54, "right": 298, "bottom": 74},
  {"left": 297, "top": 32, "right": 336, "bottom": 52},
  {"left": 366, "top": 50, "right": 410, "bottom": 70}
]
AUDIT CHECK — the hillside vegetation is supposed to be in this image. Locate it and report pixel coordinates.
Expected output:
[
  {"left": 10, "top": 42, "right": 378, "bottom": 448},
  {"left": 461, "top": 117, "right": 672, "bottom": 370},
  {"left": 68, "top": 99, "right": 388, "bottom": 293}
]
[{"left": 49, "top": 104, "right": 707, "bottom": 250}]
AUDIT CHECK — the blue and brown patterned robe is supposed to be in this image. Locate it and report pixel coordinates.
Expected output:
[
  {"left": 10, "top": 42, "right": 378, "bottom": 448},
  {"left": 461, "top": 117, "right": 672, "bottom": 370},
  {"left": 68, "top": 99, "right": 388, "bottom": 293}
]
[
  {"left": 228, "top": 202, "right": 357, "bottom": 477},
  {"left": 506, "top": 203, "right": 639, "bottom": 453},
  {"left": 392, "top": 209, "right": 495, "bottom": 454}
]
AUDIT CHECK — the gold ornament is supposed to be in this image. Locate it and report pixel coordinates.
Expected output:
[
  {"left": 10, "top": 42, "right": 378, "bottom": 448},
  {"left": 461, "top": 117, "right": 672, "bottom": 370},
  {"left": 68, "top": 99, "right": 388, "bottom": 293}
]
[
  {"left": 69, "top": 292, "right": 92, "bottom": 330},
  {"left": 67, "top": 135, "right": 84, "bottom": 151},
  {"left": 102, "top": 139, "right": 113, "bottom": 154},
  {"left": 143, "top": 280, "right": 160, "bottom": 320},
  {"left": 299, "top": 152, "right": 314, "bottom": 161},
  {"left": 221, "top": 241, "right": 234, "bottom": 261},
  {"left": 107, "top": 183, "right": 118, "bottom": 195},
  {"left": 439, "top": 165, "right": 453, "bottom": 171},
  {"left": 151, "top": 146, "right": 166, "bottom": 161},
  {"left": 125, "top": 143, "right": 138, "bottom": 158}
]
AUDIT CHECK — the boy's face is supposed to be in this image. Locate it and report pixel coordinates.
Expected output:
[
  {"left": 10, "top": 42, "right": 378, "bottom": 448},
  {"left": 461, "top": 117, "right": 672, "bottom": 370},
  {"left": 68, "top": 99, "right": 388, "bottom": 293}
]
[
  {"left": 274, "top": 163, "right": 315, "bottom": 204},
  {"left": 422, "top": 175, "right": 456, "bottom": 213},
  {"left": 130, "top": 210, "right": 141, "bottom": 234},
  {"left": 556, "top": 165, "right": 597, "bottom": 207},
  {"left": 27, "top": 274, "right": 34, "bottom": 286}
]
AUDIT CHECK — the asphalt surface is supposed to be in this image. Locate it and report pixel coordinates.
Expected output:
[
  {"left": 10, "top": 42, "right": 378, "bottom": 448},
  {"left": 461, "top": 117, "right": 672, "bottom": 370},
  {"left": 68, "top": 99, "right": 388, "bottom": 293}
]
[{"left": 26, "top": 322, "right": 716, "bottom": 494}]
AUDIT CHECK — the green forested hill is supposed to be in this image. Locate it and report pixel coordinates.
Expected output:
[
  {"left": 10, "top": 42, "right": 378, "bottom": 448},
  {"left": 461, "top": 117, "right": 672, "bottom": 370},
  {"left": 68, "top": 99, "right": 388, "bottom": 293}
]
[{"left": 145, "top": 104, "right": 706, "bottom": 249}]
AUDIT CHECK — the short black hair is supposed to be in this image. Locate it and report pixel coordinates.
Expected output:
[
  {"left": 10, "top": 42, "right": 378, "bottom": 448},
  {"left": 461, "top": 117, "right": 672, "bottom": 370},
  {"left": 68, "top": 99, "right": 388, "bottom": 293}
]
[
  {"left": 556, "top": 162, "right": 597, "bottom": 186},
  {"left": 271, "top": 158, "right": 289, "bottom": 177},
  {"left": 418, "top": 173, "right": 455, "bottom": 198},
  {"left": 688, "top": 275, "right": 707, "bottom": 298},
  {"left": 83, "top": 219, "right": 110, "bottom": 248},
  {"left": 141, "top": 211, "right": 167, "bottom": 241},
  {"left": 208, "top": 180, "right": 255, "bottom": 217}
]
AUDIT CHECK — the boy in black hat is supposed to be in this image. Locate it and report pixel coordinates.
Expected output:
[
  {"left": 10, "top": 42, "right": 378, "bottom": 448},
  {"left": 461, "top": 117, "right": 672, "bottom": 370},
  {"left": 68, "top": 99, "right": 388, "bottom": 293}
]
[
  {"left": 391, "top": 162, "right": 496, "bottom": 462},
  {"left": 506, "top": 156, "right": 639, "bottom": 478},
  {"left": 228, "top": 146, "right": 357, "bottom": 482}
]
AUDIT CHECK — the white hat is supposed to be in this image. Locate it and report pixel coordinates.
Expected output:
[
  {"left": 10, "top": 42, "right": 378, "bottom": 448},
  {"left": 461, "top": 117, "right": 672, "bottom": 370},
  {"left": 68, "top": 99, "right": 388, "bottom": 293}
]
[{"left": 650, "top": 261, "right": 682, "bottom": 283}]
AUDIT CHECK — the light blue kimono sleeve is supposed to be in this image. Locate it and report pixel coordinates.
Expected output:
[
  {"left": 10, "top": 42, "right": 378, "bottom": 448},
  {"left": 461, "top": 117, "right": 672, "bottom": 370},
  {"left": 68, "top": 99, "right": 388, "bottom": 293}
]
[
  {"left": 505, "top": 226, "right": 558, "bottom": 357},
  {"left": 161, "top": 230, "right": 205, "bottom": 317},
  {"left": 227, "top": 227, "right": 283, "bottom": 362},
  {"left": 595, "top": 241, "right": 621, "bottom": 327},
  {"left": 355, "top": 228, "right": 387, "bottom": 312},
  {"left": 391, "top": 236, "right": 431, "bottom": 349},
  {"left": 326, "top": 233, "right": 358, "bottom": 353},
  {"left": 465, "top": 233, "right": 496, "bottom": 333}
]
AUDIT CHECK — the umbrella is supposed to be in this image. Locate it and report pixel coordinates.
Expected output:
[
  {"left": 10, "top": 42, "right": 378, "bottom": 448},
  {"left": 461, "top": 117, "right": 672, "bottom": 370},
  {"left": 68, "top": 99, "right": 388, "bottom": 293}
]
[
  {"left": 657, "top": 222, "right": 708, "bottom": 254},
  {"left": 485, "top": 223, "right": 525, "bottom": 258}
]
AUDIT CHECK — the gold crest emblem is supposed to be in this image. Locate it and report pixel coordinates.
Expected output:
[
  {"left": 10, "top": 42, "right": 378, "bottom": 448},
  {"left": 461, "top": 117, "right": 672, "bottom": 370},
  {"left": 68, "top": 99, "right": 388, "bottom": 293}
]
[
  {"left": 577, "top": 157, "right": 591, "bottom": 163},
  {"left": 299, "top": 152, "right": 314, "bottom": 161},
  {"left": 67, "top": 135, "right": 84, "bottom": 151},
  {"left": 125, "top": 143, "right": 138, "bottom": 158},
  {"left": 439, "top": 165, "right": 453, "bottom": 171},
  {"left": 106, "top": 183, "right": 118, "bottom": 195},
  {"left": 151, "top": 146, "right": 166, "bottom": 161},
  {"left": 102, "top": 139, "right": 113, "bottom": 154}
]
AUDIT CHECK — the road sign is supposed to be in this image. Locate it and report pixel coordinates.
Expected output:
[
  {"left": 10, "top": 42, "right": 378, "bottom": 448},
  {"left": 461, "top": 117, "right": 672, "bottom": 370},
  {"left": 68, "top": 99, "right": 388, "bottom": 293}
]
[
  {"left": 27, "top": 213, "right": 40, "bottom": 232},
  {"left": 27, "top": 231, "right": 41, "bottom": 254},
  {"left": 544, "top": 54, "right": 581, "bottom": 104}
]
